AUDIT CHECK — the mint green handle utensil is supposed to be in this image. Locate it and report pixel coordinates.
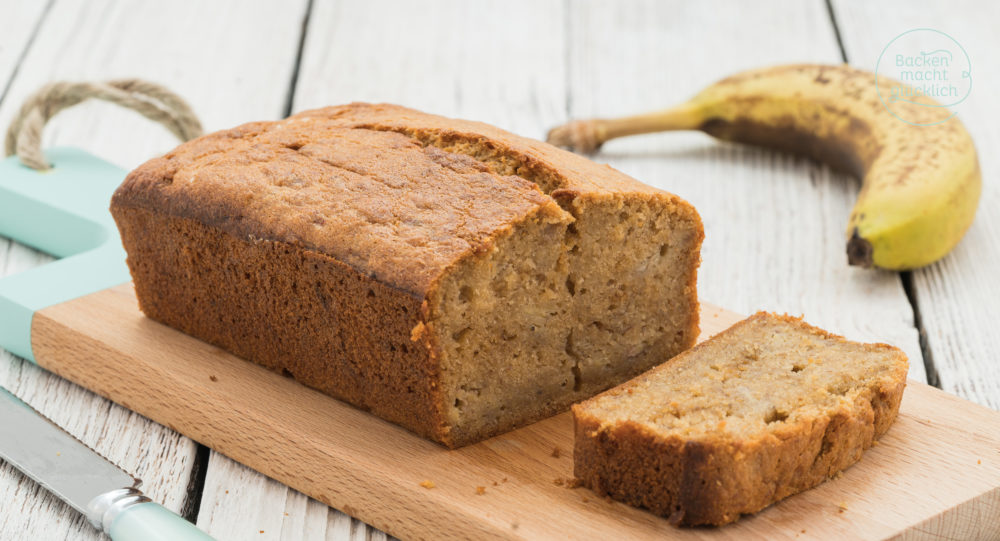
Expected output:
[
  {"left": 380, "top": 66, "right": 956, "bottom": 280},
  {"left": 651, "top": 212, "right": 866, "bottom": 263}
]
[
  {"left": 107, "top": 502, "right": 215, "bottom": 541},
  {"left": 2, "top": 382, "right": 217, "bottom": 541},
  {"left": 0, "top": 148, "right": 131, "bottom": 362}
]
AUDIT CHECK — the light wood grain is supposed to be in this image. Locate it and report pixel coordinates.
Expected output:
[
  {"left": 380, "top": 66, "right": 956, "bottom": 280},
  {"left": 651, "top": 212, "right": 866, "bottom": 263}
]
[
  {"left": 26, "top": 283, "right": 1000, "bottom": 540},
  {"left": 564, "top": 0, "right": 928, "bottom": 384},
  {"left": 0, "top": 0, "right": 309, "bottom": 539},
  {"left": 829, "top": 0, "right": 1000, "bottom": 411}
]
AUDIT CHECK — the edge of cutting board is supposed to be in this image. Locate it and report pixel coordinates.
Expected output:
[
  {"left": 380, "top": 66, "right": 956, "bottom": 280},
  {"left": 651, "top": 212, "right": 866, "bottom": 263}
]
[{"left": 29, "top": 283, "right": 1000, "bottom": 540}]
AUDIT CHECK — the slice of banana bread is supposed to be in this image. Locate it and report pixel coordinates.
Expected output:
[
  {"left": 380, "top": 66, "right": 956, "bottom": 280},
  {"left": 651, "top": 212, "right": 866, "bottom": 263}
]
[
  {"left": 111, "top": 103, "right": 703, "bottom": 448},
  {"left": 572, "top": 312, "right": 908, "bottom": 526}
]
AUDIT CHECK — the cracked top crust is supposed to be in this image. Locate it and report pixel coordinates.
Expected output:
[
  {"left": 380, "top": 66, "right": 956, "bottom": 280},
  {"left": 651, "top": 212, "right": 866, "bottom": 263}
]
[{"left": 112, "top": 103, "right": 687, "bottom": 296}]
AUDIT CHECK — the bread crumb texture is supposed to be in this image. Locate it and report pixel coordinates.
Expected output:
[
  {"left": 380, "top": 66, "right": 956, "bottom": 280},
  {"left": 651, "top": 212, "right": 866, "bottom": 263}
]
[{"left": 572, "top": 312, "right": 908, "bottom": 526}]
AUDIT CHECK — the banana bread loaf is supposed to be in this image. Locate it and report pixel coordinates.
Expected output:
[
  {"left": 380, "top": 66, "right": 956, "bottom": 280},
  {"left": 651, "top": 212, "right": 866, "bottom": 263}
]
[
  {"left": 111, "top": 103, "right": 703, "bottom": 448},
  {"left": 573, "top": 312, "right": 908, "bottom": 525}
]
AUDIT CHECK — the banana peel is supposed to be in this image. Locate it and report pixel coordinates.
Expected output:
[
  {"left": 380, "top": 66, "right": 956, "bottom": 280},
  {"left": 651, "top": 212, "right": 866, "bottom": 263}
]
[{"left": 547, "top": 64, "right": 981, "bottom": 270}]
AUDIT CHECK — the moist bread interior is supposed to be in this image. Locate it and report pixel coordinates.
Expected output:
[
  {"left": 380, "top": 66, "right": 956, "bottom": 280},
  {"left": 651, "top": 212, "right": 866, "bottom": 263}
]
[{"left": 582, "top": 313, "right": 906, "bottom": 440}]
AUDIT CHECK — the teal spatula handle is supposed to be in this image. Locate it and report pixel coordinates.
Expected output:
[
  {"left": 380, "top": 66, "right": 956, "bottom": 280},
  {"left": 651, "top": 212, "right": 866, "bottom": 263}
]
[{"left": 108, "top": 501, "right": 215, "bottom": 541}]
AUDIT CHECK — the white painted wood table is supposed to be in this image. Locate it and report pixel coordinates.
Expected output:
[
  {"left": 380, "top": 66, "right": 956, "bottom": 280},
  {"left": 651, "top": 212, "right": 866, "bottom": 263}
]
[{"left": 0, "top": 1, "right": 996, "bottom": 539}]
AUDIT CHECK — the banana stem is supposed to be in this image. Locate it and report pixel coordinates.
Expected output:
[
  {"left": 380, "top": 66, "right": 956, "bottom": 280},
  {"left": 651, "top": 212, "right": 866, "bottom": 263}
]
[
  {"left": 602, "top": 103, "right": 704, "bottom": 138},
  {"left": 546, "top": 102, "right": 704, "bottom": 153}
]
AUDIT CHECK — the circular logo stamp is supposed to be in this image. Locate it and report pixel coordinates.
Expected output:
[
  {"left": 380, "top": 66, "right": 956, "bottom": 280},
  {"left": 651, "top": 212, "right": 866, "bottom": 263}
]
[{"left": 875, "top": 28, "right": 971, "bottom": 126}]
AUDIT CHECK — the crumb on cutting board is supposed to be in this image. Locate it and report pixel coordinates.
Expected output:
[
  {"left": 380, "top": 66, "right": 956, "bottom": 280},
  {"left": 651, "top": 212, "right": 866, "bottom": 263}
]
[
  {"left": 475, "top": 486, "right": 486, "bottom": 495},
  {"left": 551, "top": 447, "right": 561, "bottom": 458},
  {"left": 209, "top": 375, "right": 218, "bottom": 382},
  {"left": 837, "top": 502, "right": 848, "bottom": 513},
  {"left": 553, "top": 477, "right": 583, "bottom": 488},
  {"left": 419, "top": 480, "right": 435, "bottom": 489}
]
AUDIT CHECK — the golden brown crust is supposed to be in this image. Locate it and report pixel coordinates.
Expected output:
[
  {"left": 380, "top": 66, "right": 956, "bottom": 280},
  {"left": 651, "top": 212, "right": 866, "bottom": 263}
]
[
  {"left": 112, "top": 118, "right": 558, "bottom": 296},
  {"left": 297, "top": 103, "right": 675, "bottom": 197},
  {"left": 114, "top": 207, "right": 452, "bottom": 441},
  {"left": 112, "top": 103, "right": 703, "bottom": 448},
  {"left": 572, "top": 312, "right": 908, "bottom": 526}
]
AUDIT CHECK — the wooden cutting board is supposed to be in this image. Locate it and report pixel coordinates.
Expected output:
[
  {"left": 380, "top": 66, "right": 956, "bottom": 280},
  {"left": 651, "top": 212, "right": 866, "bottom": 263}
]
[{"left": 27, "top": 283, "right": 1000, "bottom": 541}]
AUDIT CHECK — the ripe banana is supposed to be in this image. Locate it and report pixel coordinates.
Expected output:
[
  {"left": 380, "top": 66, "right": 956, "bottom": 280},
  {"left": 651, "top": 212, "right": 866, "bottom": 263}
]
[{"left": 547, "top": 64, "right": 981, "bottom": 270}]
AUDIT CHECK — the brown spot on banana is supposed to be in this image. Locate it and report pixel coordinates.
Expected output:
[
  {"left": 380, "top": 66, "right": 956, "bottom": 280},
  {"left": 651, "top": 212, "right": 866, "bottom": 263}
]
[
  {"left": 546, "top": 63, "right": 981, "bottom": 270},
  {"left": 698, "top": 114, "right": 867, "bottom": 179},
  {"left": 847, "top": 229, "right": 874, "bottom": 268}
]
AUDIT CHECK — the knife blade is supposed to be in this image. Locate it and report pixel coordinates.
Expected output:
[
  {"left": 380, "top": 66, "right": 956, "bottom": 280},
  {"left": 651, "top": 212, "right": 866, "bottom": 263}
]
[{"left": 0, "top": 386, "right": 214, "bottom": 540}]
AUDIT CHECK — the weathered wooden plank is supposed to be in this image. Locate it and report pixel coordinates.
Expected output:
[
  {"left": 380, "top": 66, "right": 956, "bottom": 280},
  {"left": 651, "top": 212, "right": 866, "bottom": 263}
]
[
  {"left": 0, "top": 0, "right": 309, "bottom": 539},
  {"left": 292, "top": 0, "right": 567, "bottom": 132},
  {"left": 197, "top": 453, "right": 391, "bottom": 541},
  {"left": 565, "top": 0, "right": 926, "bottom": 382},
  {"left": 191, "top": 0, "right": 567, "bottom": 539},
  {"left": 0, "top": 1, "right": 47, "bottom": 101},
  {"left": 830, "top": 0, "right": 999, "bottom": 410}
]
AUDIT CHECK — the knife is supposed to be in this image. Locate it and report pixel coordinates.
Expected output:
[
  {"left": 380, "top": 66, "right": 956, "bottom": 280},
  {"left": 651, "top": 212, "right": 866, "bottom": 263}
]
[{"left": 0, "top": 386, "right": 214, "bottom": 540}]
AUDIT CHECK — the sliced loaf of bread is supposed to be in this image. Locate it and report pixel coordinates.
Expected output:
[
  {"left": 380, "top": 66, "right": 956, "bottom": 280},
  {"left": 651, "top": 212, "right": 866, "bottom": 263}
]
[
  {"left": 112, "top": 103, "right": 704, "bottom": 448},
  {"left": 572, "top": 312, "right": 908, "bottom": 526}
]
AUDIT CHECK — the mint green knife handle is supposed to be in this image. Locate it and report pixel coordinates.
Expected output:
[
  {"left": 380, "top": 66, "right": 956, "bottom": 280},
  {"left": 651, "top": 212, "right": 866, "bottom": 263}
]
[{"left": 108, "top": 502, "right": 215, "bottom": 541}]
